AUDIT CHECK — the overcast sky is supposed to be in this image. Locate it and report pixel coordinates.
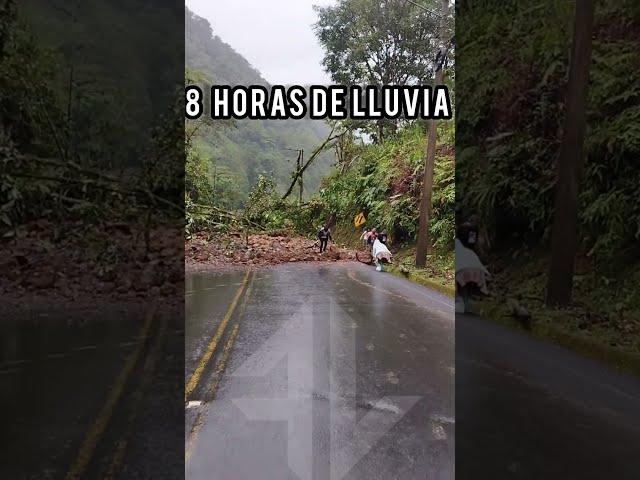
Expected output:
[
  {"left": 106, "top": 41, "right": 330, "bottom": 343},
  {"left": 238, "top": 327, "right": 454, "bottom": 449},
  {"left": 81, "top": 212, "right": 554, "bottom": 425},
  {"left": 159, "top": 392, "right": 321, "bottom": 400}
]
[{"left": 186, "top": 0, "right": 336, "bottom": 85}]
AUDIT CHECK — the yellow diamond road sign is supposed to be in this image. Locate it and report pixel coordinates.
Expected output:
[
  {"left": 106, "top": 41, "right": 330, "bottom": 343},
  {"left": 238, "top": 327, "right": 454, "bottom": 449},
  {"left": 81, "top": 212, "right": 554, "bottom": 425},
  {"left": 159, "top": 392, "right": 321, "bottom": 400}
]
[{"left": 354, "top": 212, "right": 366, "bottom": 228}]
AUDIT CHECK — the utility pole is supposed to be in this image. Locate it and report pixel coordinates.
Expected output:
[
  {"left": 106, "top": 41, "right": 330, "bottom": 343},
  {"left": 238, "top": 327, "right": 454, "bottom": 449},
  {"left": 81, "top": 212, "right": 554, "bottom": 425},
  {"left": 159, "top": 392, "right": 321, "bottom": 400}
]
[
  {"left": 546, "top": 0, "right": 595, "bottom": 306},
  {"left": 286, "top": 148, "right": 305, "bottom": 204},
  {"left": 416, "top": 0, "right": 449, "bottom": 268},
  {"left": 298, "top": 149, "right": 304, "bottom": 204}
]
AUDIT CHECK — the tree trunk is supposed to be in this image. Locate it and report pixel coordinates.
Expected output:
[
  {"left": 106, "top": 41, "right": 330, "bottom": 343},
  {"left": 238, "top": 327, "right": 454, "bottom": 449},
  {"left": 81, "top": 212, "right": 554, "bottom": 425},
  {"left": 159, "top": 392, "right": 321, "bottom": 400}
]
[
  {"left": 546, "top": 0, "right": 595, "bottom": 306},
  {"left": 416, "top": 0, "right": 448, "bottom": 268}
]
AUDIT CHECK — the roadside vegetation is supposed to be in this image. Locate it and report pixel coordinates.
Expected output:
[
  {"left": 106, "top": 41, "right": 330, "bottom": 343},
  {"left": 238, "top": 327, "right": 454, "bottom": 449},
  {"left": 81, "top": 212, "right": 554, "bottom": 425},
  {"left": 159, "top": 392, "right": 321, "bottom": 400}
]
[
  {"left": 458, "top": 0, "right": 640, "bottom": 369},
  {"left": 318, "top": 123, "right": 454, "bottom": 287}
]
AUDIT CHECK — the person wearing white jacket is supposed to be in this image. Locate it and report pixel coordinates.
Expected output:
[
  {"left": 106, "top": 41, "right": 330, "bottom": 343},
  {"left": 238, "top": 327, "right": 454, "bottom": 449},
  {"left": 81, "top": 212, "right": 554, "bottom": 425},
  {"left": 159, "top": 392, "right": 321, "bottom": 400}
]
[
  {"left": 372, "top": 238, "right": 392, "bottom": 271},
  {"left": 455, "top": 238, "right": 490, "bottom": 312}
]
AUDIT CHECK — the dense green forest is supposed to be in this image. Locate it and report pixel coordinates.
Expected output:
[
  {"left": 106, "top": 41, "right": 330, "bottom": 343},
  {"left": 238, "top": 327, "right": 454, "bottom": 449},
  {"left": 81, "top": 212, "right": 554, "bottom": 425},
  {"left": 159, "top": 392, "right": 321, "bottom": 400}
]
[
  {"left": 2, "top": 1, "right": 183, "bottom": 230},
  {"left": 15, "top": 0, "right": 183, "bottom": 168},
  {"left": 186, "top": 7, "right": 334, "bottom": 204},
  {"left": 457, "top": 0, "right": 640, "bottom": 356},
  {"left": 458, "top": 0, "right": 640, "bottom": 263}
]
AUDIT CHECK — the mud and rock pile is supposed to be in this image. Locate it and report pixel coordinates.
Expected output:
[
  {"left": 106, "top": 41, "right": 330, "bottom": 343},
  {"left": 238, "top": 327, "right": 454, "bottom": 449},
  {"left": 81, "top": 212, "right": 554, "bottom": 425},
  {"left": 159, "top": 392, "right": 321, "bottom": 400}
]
[
  {"left": 186, "top": 232, "right": 357, "bottom": 270},
  {"left": 0, "top": 220, "right": 183, "bottom": 303}
]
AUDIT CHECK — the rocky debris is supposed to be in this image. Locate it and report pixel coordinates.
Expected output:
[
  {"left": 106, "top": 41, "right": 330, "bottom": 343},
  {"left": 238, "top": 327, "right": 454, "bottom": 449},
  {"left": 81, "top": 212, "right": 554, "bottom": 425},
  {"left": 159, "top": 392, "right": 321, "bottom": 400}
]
[
  {"left": 0, "top": 224, "right": 358, "bottom": 302},
  {"left": 185, "top": 232, "right": 356, "bottom": 270},
  {"left": 0, "top": 220, "right": 183, "bottom": 304},
  {"left": 355, "top": 251, "right": 373, "bottom": 265},
  {"left": 24, "top": 270, "right": 56, "bottom": 289}
]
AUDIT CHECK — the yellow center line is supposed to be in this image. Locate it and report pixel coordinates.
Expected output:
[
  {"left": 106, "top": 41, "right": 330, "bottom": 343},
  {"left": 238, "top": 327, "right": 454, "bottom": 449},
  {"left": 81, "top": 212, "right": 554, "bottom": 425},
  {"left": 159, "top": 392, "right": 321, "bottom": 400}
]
[
  {"left": 185, "top": 323, "right": 241, "bottom": 463},
  {"left": 186, "top": 271, "right": 255, "bottom": 463},
  {"left": 206, "top": 323, "right": 241, "bottom": 401},
  {"left": 185, "top": 269, "right": 251, "bottom": 402},
  {"left": 103, "top": 316, "right": 169, "bottom": 479},
  {"left": 204, "top": 269, "right": 255, "bottom": 404},
  {"left": 65, "top": 306, "right": 156, "bottom": 480}
]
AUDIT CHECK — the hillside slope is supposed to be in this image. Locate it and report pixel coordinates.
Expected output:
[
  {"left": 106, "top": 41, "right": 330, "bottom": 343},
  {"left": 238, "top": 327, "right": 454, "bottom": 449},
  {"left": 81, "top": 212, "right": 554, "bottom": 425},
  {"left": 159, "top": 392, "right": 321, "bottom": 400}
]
[{"left": 186, "top": 7, "right": 334, "bottom": 200}]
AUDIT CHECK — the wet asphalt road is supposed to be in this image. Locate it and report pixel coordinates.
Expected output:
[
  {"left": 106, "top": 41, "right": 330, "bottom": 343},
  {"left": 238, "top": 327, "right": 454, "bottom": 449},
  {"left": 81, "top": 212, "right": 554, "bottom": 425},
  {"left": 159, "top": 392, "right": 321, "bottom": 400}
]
[
  {"left": 185, "top": 262, "right": 455, "bottom": 480},
  {"left": 0, "top": 301, "right": 184, "bottom": 479},
  {"left": 456, "top": 313, "right": 640, "bottom": 480},
  {"left": 1, "top": 263, "right": 636, "bottom": 479},
  {"left": 187, "top": 262, "right": 640, "bottom": 480}
]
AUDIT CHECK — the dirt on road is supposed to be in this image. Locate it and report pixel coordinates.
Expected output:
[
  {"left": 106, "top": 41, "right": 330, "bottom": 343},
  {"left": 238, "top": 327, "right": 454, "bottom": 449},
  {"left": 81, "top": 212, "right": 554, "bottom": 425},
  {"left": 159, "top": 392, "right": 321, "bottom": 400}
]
[{"left": 185, "top": 232, "right": 361, "bottom": 272}]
